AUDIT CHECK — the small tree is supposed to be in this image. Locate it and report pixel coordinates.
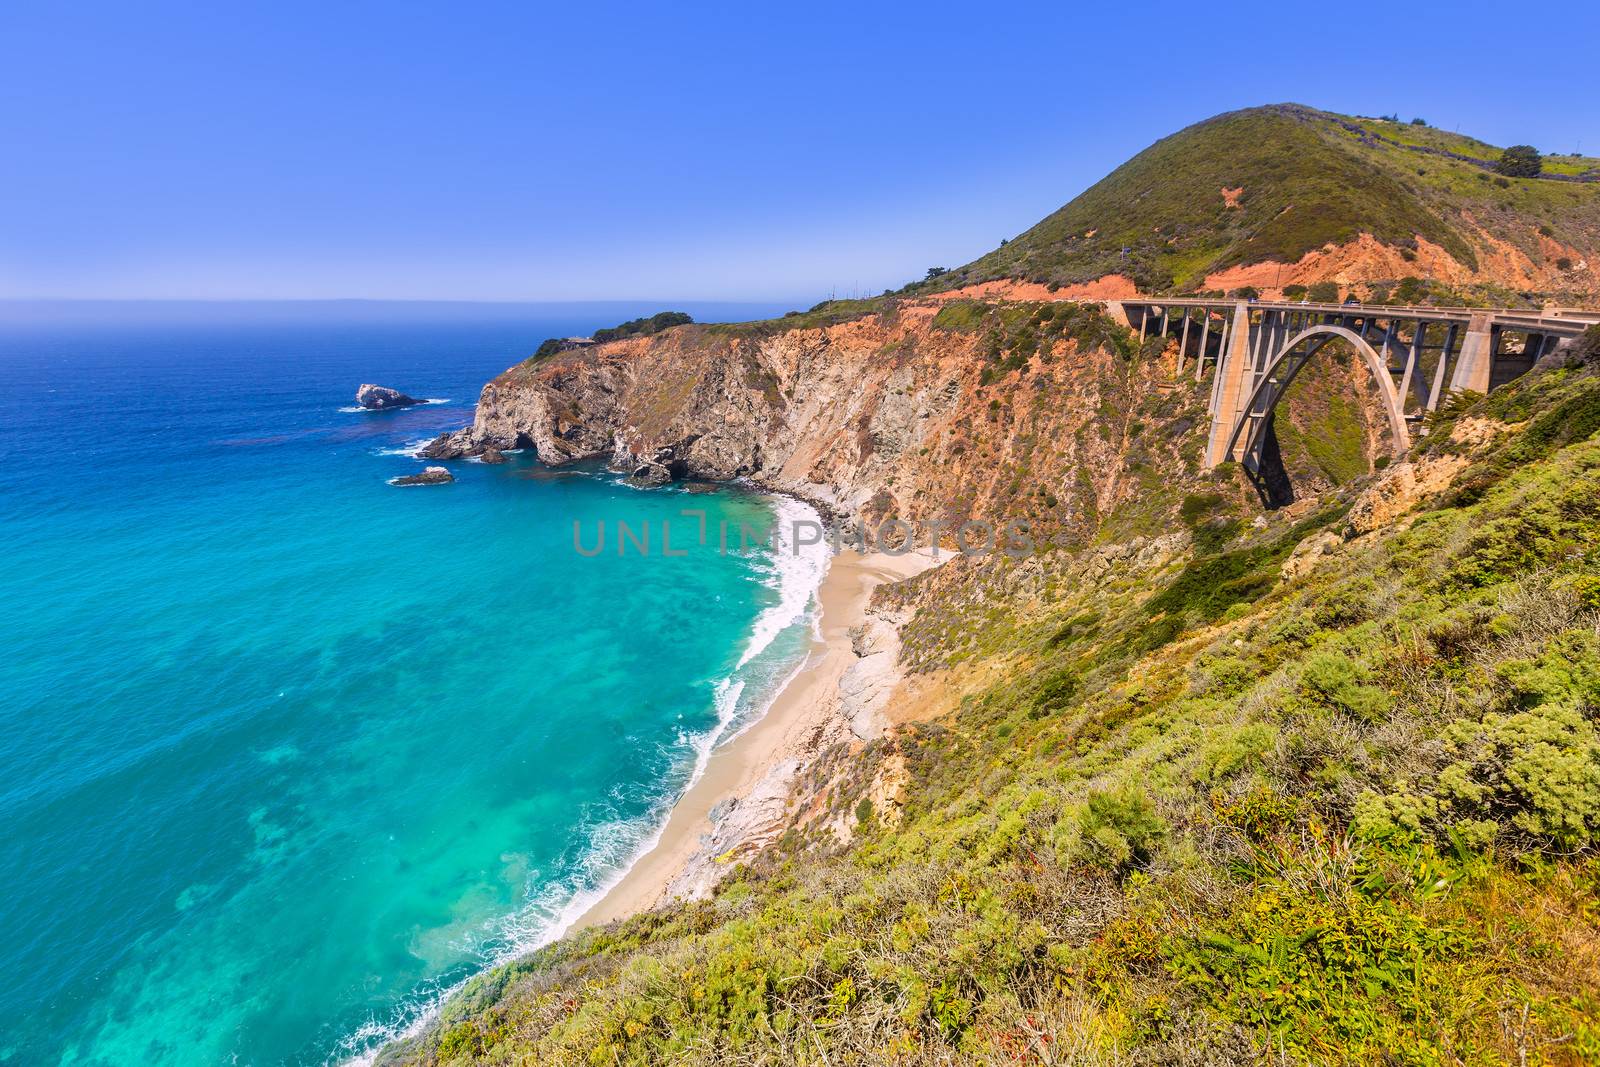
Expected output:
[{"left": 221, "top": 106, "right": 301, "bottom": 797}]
[
  {"left": 924, "top": 266, "right": 949, "bottom": 282},
  {"left": 1497, "top": 145, "right": 1543, "bottom": 178},
  {"left": 1411, "top": 117, "right": 1429, "bottom": 126}
]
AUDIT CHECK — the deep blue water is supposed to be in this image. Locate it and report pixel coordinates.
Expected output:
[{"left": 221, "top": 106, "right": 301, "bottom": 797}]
[{"left": 0, "top": 303, "right": 819, "bottom": 1065}]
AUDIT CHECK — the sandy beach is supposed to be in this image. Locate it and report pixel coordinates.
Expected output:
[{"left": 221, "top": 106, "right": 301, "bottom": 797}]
[{"left": 574, "top": 546, "right": 941, "bottom": 929}]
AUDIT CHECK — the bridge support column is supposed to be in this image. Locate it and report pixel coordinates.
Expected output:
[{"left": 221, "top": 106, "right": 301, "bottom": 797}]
[
  {"left": 1448, "top": 313, "right": 1494, "bottom": 393},
  {"left": 1203, "top": 302, "right": 1255, "bottom": 470}
]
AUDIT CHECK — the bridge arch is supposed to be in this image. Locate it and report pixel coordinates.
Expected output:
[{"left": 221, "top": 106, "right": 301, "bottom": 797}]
[{"left": 1222, "top": 324, "right": 1411, "bottom": 468}]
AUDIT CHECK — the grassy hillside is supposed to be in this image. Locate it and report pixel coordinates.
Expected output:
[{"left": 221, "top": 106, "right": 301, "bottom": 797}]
[
  {"left": 381, "top": 344, "right": 1600, "bottom": 1064},
  {"left": 936, "top": 104, "right": 1600, "bottom": 297}
]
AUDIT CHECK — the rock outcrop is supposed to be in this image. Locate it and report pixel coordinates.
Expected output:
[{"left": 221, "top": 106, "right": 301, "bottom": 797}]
[
  {"left": 664, "top": 759, "right": 802, "bottom": 903},
  {"left": 356, "top": 384, "right": 424, "bottom": 410},
  {"left": 416, "top": 305, "right": 1229, "bottom": 549},
  {"left": 391, "top": 466, "right": 454, "bottom": 486}
]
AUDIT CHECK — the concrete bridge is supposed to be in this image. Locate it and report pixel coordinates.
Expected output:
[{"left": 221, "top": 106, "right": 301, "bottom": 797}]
[{"left": 1107, "top": 298, "right": 1600, "bottom": 476}]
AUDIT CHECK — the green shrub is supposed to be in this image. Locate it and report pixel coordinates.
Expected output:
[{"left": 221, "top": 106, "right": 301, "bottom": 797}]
[
  {"left": 1310, "top": 578, "right": 1377, "bottom": 628},
  {"left": 1077, "top": 786, "right": 1167, "bottom": 871},
  {"left": 592, "top": 310, "right": 693, "bottom": 343},
  {"left": 1307, "top": 280, "right": 1340, "bottom": 303},
  {"left": 1496, "top": 144, "right": 1542, "bottom": 178},
  {"left": 855, "top": 797, "right": 875, "bottom": 826},
  {"left": 1297, "top": 650, "right": 1391, "bottom": 721},
  {"left": 1201, "top": 723, "right": 1279, "bottom": 779},
  {"left": 1439, "top": 704, "right": 1600, "bottom": 848}
]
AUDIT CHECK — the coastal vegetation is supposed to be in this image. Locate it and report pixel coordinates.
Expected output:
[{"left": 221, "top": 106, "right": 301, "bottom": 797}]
[
  {"left": 381, "top": 100, "right": 1600, "bottom": 1065},
  {"left": 531, "top": 311, "right": 695, "bottom": 360},
  {"left": 381, "top": 327, "right": 1600, "bottom": 1065}
]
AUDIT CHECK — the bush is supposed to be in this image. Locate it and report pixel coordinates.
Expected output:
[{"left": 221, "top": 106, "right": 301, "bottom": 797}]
[
  {"left": 1077, "top": 786, "right": 1166, "bottom": 871},
  {"left": 1496, "top": 144, "right": 1543, "bottom": 178},
  {"left": 1395, "top": 276, "right": 1427, "bottom": 303},
  {"left": 1439, "top": 704, "right": 1600, "bottom": 848},
  {"left": 1283, "top": 284, "right": 1308, "bottom": 299},
  {"left": 592, "top": 310, "right": 693, "bottom": 344},
  {"left": 1298, "top": 650, "right": 1391, "bottom": 721},
  {"left": 1307, "top": 281, "right": 1340, "bottom": 303}
]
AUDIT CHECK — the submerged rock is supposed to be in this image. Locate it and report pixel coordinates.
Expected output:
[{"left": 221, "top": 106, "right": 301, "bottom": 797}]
[
  {"left": 356, "top": 384, "right": 424, "bottom": 410},
  {"left": 391, "top": 466, "right": 454, "bottom": 486}
]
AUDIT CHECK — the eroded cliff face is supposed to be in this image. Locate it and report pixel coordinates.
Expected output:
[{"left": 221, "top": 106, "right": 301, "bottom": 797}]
[{"left": 425, "top": 302, "right": 1244, "bottom": 546}]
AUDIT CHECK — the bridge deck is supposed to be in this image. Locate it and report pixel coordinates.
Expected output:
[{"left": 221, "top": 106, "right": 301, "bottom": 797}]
[{"left": 1118, "top": 298, "right": 1600, "bottom": 337}]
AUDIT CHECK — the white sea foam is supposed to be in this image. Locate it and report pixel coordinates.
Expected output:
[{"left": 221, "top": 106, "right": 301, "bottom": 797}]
[
  {"left": 338, "top": 398, "right": 450, "bottom": 414},
  {"left": 337, "top": 493, "right": 829, "bottom": 1066},
  {"left": 372, "top": 438, "right": 434, "bottom": 459},
  {"left": 735, "top": 496, "right": 828, "bottom": 669}
]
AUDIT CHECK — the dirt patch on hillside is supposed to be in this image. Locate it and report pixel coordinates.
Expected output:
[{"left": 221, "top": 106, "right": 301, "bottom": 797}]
[
  {"left": 1202, "top": 229, "right": 1598, "bottom": 298},
  {"left": 929, "top": 274, "right": 1139, "bottom": 303}
]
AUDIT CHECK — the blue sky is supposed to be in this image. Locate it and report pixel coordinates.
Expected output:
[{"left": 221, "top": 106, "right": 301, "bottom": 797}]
[{"left": 3, "top": 0, "right": 1597, "bottom": 302}]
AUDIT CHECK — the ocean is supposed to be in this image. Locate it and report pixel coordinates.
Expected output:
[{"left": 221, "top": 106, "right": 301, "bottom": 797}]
[{"left": 0, "top": 301, "right": 824, "bottom": 1065}]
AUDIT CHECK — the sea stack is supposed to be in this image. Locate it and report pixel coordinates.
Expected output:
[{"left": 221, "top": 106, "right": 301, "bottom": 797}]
[
  {"left": 391, "top": 466, "right": 454, "bottom": 486},
  {"left": 356, "top": 384, "right": 424, "bottom": 410}
]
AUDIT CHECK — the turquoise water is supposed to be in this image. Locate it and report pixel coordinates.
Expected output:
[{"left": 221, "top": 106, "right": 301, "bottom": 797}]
[{"left": 0, "top": 305, "right": 819, "bottom": 1064}]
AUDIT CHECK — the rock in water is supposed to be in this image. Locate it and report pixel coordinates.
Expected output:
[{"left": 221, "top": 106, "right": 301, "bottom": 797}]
[
  {"left": 356, "top": 384, "right": 424, "bottom": 410},
  {"left": 391, "top": 466, "right": 454, "bottom": 486},
  {"left": 624, "top": 462, "right": 672, "bottom": 488},
  {"left": 419, "top": 429, "right": 476, "bottom": 459},
  {"left": 479, "top": 447, "right": 508, "bottom": 464}
]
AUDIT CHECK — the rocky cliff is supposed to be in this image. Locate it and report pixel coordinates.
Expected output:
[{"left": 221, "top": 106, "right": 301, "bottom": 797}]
[{"left": 423, "top": 300, "right": 1285, "bottom": 546}]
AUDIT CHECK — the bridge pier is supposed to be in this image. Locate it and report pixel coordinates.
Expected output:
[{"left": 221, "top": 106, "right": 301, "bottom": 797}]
[
  {"left": 1204, "top": 302, "right": 1254, "bottom": 467},
  {"left": 1448, "top": 313, "right": 1495, "bottom": 393}
]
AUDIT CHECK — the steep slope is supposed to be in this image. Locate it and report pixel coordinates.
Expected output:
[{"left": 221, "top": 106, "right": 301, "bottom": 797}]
[
  {"left": 938, "top": 104, "right": 1600, "bottom": 301},
  {"left": 382, "top": 347, "right": 1600, "bottom": 1066},
  {"left": 423, "top": 300, "right": 1254, "bottom": 550}
]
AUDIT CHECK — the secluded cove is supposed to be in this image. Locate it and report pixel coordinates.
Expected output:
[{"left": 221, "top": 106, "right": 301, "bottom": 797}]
[{"left": 0, "top": 308, "right": 810, "bottom": 1066}]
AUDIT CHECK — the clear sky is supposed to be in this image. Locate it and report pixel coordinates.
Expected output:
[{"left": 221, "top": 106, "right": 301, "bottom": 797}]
[{"left": 3, "top": 0, "right": 1597, "bottom": 303}]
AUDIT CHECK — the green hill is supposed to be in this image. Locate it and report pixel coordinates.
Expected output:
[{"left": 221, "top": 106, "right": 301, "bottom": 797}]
[{"left": 941, "top": 104, "right": 1600, "bottom": 297}]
